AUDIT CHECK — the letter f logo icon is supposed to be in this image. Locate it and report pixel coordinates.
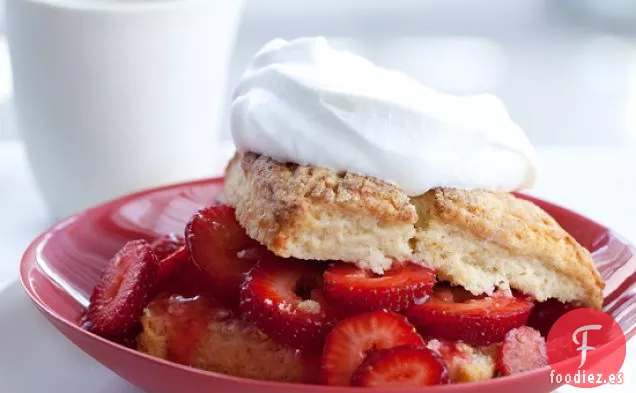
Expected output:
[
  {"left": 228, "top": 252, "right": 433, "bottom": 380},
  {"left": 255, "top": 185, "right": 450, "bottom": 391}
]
[{"left": 572, "top": 324, "right": 602, "bottom": 368}]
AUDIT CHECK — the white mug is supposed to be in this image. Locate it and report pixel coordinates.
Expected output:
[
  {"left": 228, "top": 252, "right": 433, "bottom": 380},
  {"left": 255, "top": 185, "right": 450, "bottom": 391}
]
[{"left": 6, "top": 0, "right": 244, "bottom": 218}]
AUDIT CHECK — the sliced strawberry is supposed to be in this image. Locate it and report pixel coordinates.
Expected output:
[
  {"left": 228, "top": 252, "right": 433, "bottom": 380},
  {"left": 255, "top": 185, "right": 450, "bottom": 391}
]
[
  {"left": 239, "top": 255, "right": 334, "bottom": 351},
  {"left": 186, "top": 205, "right": 262, "bottom": 303},
  {"left": 151, "top": 234, "right": 190, "bottom": 289},
  {"left": 323, "top": 262, "right": 436, "bottom": 313},
  {"left": 527, "top": 299, "right": 576, "bottom": 337},
  {"left": 85, "top": 240, "right": 157, "bottom": 337},
  {"left": 497, "top": 326, "right": 547, "bottom": 375},
  {"left": 155, "top": 246, "right": 190, "bottom": 288},
  {"left": 297, "top": 351, "right": 323, "bottom": 384},
  {"left": 156, "top": 259, "right": 216, "bottom": 300},
  {"left": 322, "top": 310, "right": 424, "bottom": 386},
  {"left": 150, "top": 233, "right": 185, "bottom": 260},
  {"left": 406, "top": 285, "right": 533, "bottom": 346},
  {"left": 310, "top": 287, "right": 348, "bottom": 320},
  {"left": 351, "top": 345, "right": 449, "bottom": 387}
]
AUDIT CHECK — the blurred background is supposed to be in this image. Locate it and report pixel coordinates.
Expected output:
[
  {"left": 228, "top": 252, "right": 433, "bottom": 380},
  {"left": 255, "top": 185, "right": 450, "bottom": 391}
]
[{"left": 3, "top": 0, "right": 636, "bottom": 147}]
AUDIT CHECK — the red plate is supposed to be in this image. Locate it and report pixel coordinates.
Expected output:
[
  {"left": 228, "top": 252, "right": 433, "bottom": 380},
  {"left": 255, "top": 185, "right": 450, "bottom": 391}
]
[{"left": 20, "top": 178, "right": 635, "bottom": 393}]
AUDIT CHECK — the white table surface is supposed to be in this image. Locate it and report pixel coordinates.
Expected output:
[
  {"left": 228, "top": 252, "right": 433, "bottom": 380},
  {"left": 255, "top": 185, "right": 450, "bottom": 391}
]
[{"left": 0, "top": 141, "right": 634, "bottom": 392}]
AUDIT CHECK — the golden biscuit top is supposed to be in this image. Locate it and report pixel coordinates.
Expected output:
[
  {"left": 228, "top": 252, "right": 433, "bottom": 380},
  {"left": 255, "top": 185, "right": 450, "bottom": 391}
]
[
  {"left": 225, "top": 152, "right": 605, "bottom": 308},
  {"left": 413, "top": 189, "right": 604, "bottom": 307},
  {"left": 236, "top": 152, "right": 417, "bottom": 224}
]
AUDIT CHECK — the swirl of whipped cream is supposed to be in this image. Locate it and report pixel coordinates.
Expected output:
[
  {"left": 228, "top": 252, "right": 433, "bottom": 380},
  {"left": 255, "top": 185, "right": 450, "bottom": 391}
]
[{"left": 231, "top": 37, "right": 537, "bottom": 196}]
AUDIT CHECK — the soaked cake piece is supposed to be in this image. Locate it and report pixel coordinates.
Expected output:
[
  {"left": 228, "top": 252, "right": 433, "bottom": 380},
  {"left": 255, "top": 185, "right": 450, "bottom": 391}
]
[
  {"left": 137, "top": 295, "right": 313, "bottom": 382},
  {"left": 426, "top": 339, "right": 497, "bottom": 383}
]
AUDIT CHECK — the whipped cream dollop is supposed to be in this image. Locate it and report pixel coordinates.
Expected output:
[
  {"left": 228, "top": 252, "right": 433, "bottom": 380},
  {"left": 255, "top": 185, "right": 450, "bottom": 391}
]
[{"left": 231, "top": 37, "right": 537, "bottom": 196}]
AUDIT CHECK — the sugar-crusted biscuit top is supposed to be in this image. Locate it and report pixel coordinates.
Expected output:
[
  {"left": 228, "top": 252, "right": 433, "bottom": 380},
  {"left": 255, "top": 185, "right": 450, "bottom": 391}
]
[
  {"left": 224, "top": 152, "right": 417, "bottom": 272},
  {"left": 411, "top": 189, "right": 604, "bottom": 309},
  {"left": 228, "top": 152, "right": 416, "bottom": 222},
  {"left": 224, "top": 153, "right": 604, "bottom": 309}
]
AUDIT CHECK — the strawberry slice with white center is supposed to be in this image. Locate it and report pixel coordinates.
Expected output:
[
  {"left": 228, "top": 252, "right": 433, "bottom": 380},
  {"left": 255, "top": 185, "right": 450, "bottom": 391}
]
[
  {"left": 497, "top": 326, "right": 547, "bottom": 375},
  {"left": 406, "top": 285, "right": 533, "bottom": 346},
  {"left": 323, "top": 262, "right": 436, "bottom": 313},
  {"left": 239, "top": 255, "right": 335, "bottom": 351},
  {"left": 186, "top": 205, "right": 264, "bottom": 304},
  {"left": 85, "top": 240, "right": 157, "bottom": 337},
  {"left": 350, "top": 345, "right": 449, "bottom": 387},
  {"left": 321, "top": 310, "right": 425, "bottom": 386}
]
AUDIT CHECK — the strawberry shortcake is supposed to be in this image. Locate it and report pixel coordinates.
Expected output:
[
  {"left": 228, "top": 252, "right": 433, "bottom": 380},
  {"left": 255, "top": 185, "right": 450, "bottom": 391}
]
[{"left": 82, "top": 37, "right": 604, "bottom": 388}]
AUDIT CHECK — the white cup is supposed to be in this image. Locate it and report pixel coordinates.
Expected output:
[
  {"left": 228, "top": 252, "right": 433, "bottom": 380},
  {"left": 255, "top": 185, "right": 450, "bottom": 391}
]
[{"left": 6, "top": 0, "right": 244, "bottom": 218}]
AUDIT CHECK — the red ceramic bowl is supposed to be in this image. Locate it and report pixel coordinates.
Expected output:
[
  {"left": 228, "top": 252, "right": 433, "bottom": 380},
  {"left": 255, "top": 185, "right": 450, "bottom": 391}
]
[{"left": 20, "top": 178, "right": 636, "bottom": 393}]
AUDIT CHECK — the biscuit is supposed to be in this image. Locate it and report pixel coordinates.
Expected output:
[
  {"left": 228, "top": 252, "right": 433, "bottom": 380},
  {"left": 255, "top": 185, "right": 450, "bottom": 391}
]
[
  {"left": 224, "top": 153, "right": 604, "bottom": 309},
  {"left": 224, "top": 152, "right": 416, "bottom": 273}
]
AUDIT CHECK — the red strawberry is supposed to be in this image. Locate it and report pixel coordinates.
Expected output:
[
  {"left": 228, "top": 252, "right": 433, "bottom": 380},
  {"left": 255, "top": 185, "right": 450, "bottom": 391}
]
[
  {"left": 155, "top": 246, "right": 190, "bottom": 288},
  {"left": 497, "top": 326, "right": 547, "bottom": 375},
  {"left": 350, "top": 345, "right": 449, "bottom": 387},
  {"left": 297, "top": 351, "right": 323, "bottom": 384},
  {"left": 85, "top": 240, "right": 157, "bottom": 337},
  {"left": 186, "top": 205, "right": 263, "bottom": 303},
  {"left": 150, "top": 233, "right": 185, "bottom": 260},
  {"left": 310, "top": 287, "right": 348, "bottom": 320},
  {"left": 322, "top": 310, "right": 424, "bottom": 386},
  {"left": 406, "top": 286, "right": 533, "bottom": 346},
  {"left": 239, "top": 255, "right": 334, "bottom": 351},
  {"left": 527, "top": 299, "right": 576, "bottom": 337},
  {"left": 157, "top": 259, "right": 216, "bottom": 300},
  {"left": 323, "top": 262, "right": 436, "bottom": 313}
]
